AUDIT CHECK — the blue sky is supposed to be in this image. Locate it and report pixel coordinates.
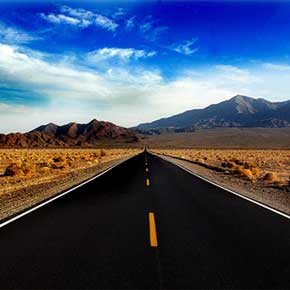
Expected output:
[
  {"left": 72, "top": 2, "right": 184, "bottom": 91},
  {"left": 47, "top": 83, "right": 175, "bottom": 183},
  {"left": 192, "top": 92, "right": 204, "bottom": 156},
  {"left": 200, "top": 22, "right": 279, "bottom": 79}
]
[{"left": 1, "top": 0, "right": 290, "bottom": 132}]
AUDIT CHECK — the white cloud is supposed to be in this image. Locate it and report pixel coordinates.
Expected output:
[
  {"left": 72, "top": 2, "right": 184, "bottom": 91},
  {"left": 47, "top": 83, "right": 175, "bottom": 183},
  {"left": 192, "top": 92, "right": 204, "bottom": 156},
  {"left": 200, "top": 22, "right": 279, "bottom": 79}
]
[
  {"left": 171, "top": 38, "right": 199, "bottom": 55},
  {"left": 139, "top": 16, "right": 168, "bottom": 41},
  {"left": 0, "top": 102, "right": 28, "bottom": 114},
  {"left": 60, "top": 6, "right": 93, "bottom": 19},
  {"left": 214, "top": 64, "right": 260, "bottom": 83},
  {"left": 112, "top": 8, "right": 126, "bottom": 19},
  {"left": 2, "top": 43, "right": 290, "bottom": 132},
  {"left": 0, "top": 43, "right": 109, "bottom": 101},
  {"left": 95, "top": 15, "right": 118, "bottom": 31},
  {"left": 0, "top": 23, "right": 38, "bottom": 44},
  {"left": 40, "top": 6, "right": 118, "bottom": 31},
  {"left": 125, "top": 16, "right": 136, "bottom": 30},
  {"left": 40, "top": 13, "right": 81, "bottom": 25},
  {"left": 87, "top": 47, "right": 156, "bottom": 62},
  {"left": 262, "top": 63, "right": 290, "bottom": 71},
  {"left": 0, "top": 43, "right": 161, "bottom": 107}
]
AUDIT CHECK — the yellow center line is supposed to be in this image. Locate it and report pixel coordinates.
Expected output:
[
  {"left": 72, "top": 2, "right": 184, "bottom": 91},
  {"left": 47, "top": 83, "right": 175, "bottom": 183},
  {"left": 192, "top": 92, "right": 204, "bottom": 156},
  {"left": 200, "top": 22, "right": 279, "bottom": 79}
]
[
  {"left": 146, "top": 178, "right": 150, "bottom": 186},
  {"left": 149, "top": 212, "right": 158, "bottom": 247}
]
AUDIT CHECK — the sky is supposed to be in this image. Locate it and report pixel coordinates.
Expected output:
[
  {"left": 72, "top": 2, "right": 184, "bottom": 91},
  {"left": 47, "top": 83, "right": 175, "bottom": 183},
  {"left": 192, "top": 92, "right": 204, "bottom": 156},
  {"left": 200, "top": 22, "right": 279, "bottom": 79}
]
[{"left": 2, "top": 0, "right": 290, "bottom": 132}]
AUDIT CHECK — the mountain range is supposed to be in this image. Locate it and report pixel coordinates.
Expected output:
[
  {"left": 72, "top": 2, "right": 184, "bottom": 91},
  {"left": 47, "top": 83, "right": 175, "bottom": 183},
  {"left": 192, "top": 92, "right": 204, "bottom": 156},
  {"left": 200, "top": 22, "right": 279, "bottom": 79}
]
[
  {"left": 0, "top": 119, "right": 138, "bottom": 148},
  {"left": 133, "top": 95, "right": 290, "bottom": 133}
]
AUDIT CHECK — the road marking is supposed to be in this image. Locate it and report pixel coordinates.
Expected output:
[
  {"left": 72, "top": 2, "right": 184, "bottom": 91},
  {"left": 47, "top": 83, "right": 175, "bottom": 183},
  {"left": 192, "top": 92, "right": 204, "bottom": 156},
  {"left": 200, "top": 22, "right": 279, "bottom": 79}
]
[
  {"left": 152, "top": 152, "right": 290, "bottom": 220},
  {"left": 149, "top": 212, "right": 158, "bottom": 247},
  {"left": 146, "top": 168, "right": 149, "bottom": 172},
  {"left": 0, "top": 153, "right": 141, "bottom": 229},
  {"left": 146, "top": 178, "right": 150, "bottom": 186}
]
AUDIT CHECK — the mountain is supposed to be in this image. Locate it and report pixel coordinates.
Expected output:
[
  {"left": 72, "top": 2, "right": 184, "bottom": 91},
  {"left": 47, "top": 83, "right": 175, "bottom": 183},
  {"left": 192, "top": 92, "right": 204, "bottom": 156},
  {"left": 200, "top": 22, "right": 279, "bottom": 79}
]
[
  {"left": 133, "top": 95, "right": 290, "bottom": 133},
  {"left": 0, "top": 119, "right": 138, "bottom": 148}
]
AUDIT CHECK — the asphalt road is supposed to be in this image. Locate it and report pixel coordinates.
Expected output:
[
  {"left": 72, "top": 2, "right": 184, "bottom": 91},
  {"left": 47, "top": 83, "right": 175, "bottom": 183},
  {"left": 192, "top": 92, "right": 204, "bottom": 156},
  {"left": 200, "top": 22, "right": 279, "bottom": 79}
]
[{"left": 0, "top": 151, "right": 290, "bottom": 289}]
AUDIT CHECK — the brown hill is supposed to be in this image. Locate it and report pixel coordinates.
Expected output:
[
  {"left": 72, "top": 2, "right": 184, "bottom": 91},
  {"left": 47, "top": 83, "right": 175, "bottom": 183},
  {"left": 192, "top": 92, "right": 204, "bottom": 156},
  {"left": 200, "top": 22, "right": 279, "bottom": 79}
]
[{"left": 0, "top": 119, "right": 138, "bottom": 148}]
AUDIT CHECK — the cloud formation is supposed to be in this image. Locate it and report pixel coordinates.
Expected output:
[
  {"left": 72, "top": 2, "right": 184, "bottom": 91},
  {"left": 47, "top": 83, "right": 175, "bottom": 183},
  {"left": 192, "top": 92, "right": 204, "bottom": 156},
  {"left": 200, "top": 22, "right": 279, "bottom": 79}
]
[
  {"left": 40, "top": 13, "right": 82, "bottom": 26},
  {"left": 171, "top": 38, "right": 199, "bottom": 55},
  {"left": 0, "top": 23, "right": 38, "bottom": 44},
  {"left": 40, "top": 6, "right": 118, "bottom": 31},
  {"left": 125, "top": 16, "right": 136, "bottom": 30},
  {"left": 139, "top": 16, "right": 168, "bottom": 41},
  {"left": 2, "top": 40, "right": 290, "bottom": 133},
  {"left": 87, "top": 47, "right": 156, "bottom": 62}
]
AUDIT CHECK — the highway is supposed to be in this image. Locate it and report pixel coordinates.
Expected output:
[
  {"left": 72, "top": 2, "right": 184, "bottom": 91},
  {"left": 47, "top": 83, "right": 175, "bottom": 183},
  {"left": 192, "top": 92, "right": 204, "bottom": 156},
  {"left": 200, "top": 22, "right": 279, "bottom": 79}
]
[{"left": 0, "top": 151, "right": 290, "bottom": 289}]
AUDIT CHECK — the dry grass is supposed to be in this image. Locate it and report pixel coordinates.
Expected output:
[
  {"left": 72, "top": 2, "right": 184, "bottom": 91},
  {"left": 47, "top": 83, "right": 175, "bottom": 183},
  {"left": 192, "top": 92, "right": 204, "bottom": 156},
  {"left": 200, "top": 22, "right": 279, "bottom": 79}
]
[
  {"left": 152, "top": 149, "right": 290, "bottom": 188},
  {"left": 0, "top": 148, "right": 140, "bottom": 196}
]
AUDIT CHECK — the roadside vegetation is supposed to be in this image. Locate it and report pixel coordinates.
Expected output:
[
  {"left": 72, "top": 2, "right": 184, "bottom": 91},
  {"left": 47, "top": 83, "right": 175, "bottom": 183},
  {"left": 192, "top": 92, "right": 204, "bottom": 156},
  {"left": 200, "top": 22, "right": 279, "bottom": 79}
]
[
  {"left": 0, "top": 148, "right": 140, "bottom": 196},
  {"left": 152, "top": 149, "right": 290, "bottom": 189}
]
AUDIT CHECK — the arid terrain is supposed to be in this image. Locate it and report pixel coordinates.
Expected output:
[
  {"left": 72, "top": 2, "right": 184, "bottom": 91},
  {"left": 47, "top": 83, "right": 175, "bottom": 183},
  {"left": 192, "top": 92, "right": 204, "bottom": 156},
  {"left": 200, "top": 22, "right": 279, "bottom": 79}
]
[
  {"left": 0, "top": 148, "right": 141, "bottom": 221},
  {"left": 152, "top": 148, "right": 290, "bottom": 214},
  {"left": 143, "top": 128, "right": 290, "bottom": 149}
]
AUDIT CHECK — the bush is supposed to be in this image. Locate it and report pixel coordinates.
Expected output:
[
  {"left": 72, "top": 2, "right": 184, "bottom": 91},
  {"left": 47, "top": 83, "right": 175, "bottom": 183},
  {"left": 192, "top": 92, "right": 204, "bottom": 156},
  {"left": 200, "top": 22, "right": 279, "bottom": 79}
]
[
  {"left": 251, "top": 167, "right": 262, "bottom": 177},
  {"left": 232, "top": 166, "right": 253, "bottom": 178},
  {"left": 53, "top": 156, "right": 65, "bottom": 163},
  {"left": 4, "top": 160, "right": 36, "bottom": 176},
  {"left": 4, "top": 163, "right": 24, "bottom": 176},
  {"left": 51, "top": 161, "right": 68, "bottom": 170},
  {"left": 263, "top": 172, "right": 279, "bottom": 183},
  {"left": 40, "top": 166, "right": 50, "bottom": 174},
  {"left": 22, "top": 162, "right": 37, "bottom": 176}
]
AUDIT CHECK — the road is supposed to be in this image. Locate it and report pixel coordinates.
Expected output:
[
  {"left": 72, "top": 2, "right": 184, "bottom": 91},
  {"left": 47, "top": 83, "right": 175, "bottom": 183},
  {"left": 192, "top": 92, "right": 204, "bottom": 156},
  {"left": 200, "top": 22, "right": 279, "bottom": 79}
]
[{"left": 0, "top": 151, "right": 290, "bottom": 289}]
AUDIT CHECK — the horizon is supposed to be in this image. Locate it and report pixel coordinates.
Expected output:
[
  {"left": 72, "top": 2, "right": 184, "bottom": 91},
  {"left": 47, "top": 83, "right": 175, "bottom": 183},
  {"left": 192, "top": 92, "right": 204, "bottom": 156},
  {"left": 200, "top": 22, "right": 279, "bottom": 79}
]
[
  {"left": 1, "top": 93, "right": 289, "bottom": 134},
  {"left": 2, "top": 1, "right": 290, "bottom": 132}
]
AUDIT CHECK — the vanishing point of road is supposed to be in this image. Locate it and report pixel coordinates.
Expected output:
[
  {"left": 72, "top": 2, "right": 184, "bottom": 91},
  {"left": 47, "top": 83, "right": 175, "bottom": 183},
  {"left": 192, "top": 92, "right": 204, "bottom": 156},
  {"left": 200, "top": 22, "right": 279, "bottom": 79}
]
[{"left": 0, "top": 151, "right": 289, "bottom": 289}]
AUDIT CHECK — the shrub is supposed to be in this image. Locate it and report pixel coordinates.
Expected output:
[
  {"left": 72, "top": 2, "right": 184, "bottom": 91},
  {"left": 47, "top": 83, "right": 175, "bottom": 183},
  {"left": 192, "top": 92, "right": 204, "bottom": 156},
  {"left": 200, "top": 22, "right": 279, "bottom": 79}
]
[
  {"left": 263, "top": 172, "right": 279, "bottom": 183},
  {"left": 22, "top": 162, "right": 37, "bottom": 176},
  {"left": 51, "top": 161, "right": 68, "bottom": 170},
  {"left": 233, "top": 166, "right": 253, "bottom": 178},
  {"left": 53, "top": 156, "right": 65, "bottom": 163},
  {"left": 4, "top": 160, "right": 36, "bottom": 176},
  {"left": 251, "top": 167, "right": 262, "bottom": 177},
  {"left": 221, "top": 161, "right": 235, "bottom": 169},
  {"left": 4, "top": 163, "right": 24, "bottom": 176},
  {"left": 40, "top": 166, "right": 50, "bottom": 174}
]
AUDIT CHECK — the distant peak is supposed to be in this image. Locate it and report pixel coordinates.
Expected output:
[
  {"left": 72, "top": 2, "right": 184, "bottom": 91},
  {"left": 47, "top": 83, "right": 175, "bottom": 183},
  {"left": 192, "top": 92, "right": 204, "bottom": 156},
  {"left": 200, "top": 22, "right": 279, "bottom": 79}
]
[
  {"left": 46, "top": 122, "right": 57, "bottom": 127},
  {"left": 89, "top": 119, "right": 99, "bottom": 124},
  {"left": 232, "top": 94, "right": 250, "bottom": 100}
]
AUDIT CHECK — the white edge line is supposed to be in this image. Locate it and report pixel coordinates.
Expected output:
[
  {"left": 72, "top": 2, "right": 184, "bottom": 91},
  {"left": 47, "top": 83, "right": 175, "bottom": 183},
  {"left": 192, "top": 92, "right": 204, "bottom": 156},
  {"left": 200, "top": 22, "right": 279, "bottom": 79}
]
[
  {"left": 150, "top": 152, "right": 290, "bottom": 220},
  {"left": 0, "top": 153, "right": 140, "bottom": 229}
]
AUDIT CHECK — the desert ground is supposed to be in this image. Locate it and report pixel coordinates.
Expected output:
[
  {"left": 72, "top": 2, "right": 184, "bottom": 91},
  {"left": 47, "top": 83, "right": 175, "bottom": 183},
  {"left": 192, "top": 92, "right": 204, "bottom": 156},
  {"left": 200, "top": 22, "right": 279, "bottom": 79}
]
[
  {"left": 0, "top": 148, "right": 141, "bottom": 221},
  {"left": 152, "top": 149, "right": 290, "bottom": 185},
  {"left": 143, "top": 128, "right": 290, "bottom": 149}
]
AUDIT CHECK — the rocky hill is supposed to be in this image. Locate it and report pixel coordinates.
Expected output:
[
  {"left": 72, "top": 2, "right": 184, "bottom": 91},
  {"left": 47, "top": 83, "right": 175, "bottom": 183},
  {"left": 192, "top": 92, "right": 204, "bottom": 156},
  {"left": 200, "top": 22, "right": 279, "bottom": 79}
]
[
  {"left": 133, "top": 95, "right": 290, "bottom": 133},
  {"left": 0, "top": 119, "right": 138, "bottom": 147}
]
